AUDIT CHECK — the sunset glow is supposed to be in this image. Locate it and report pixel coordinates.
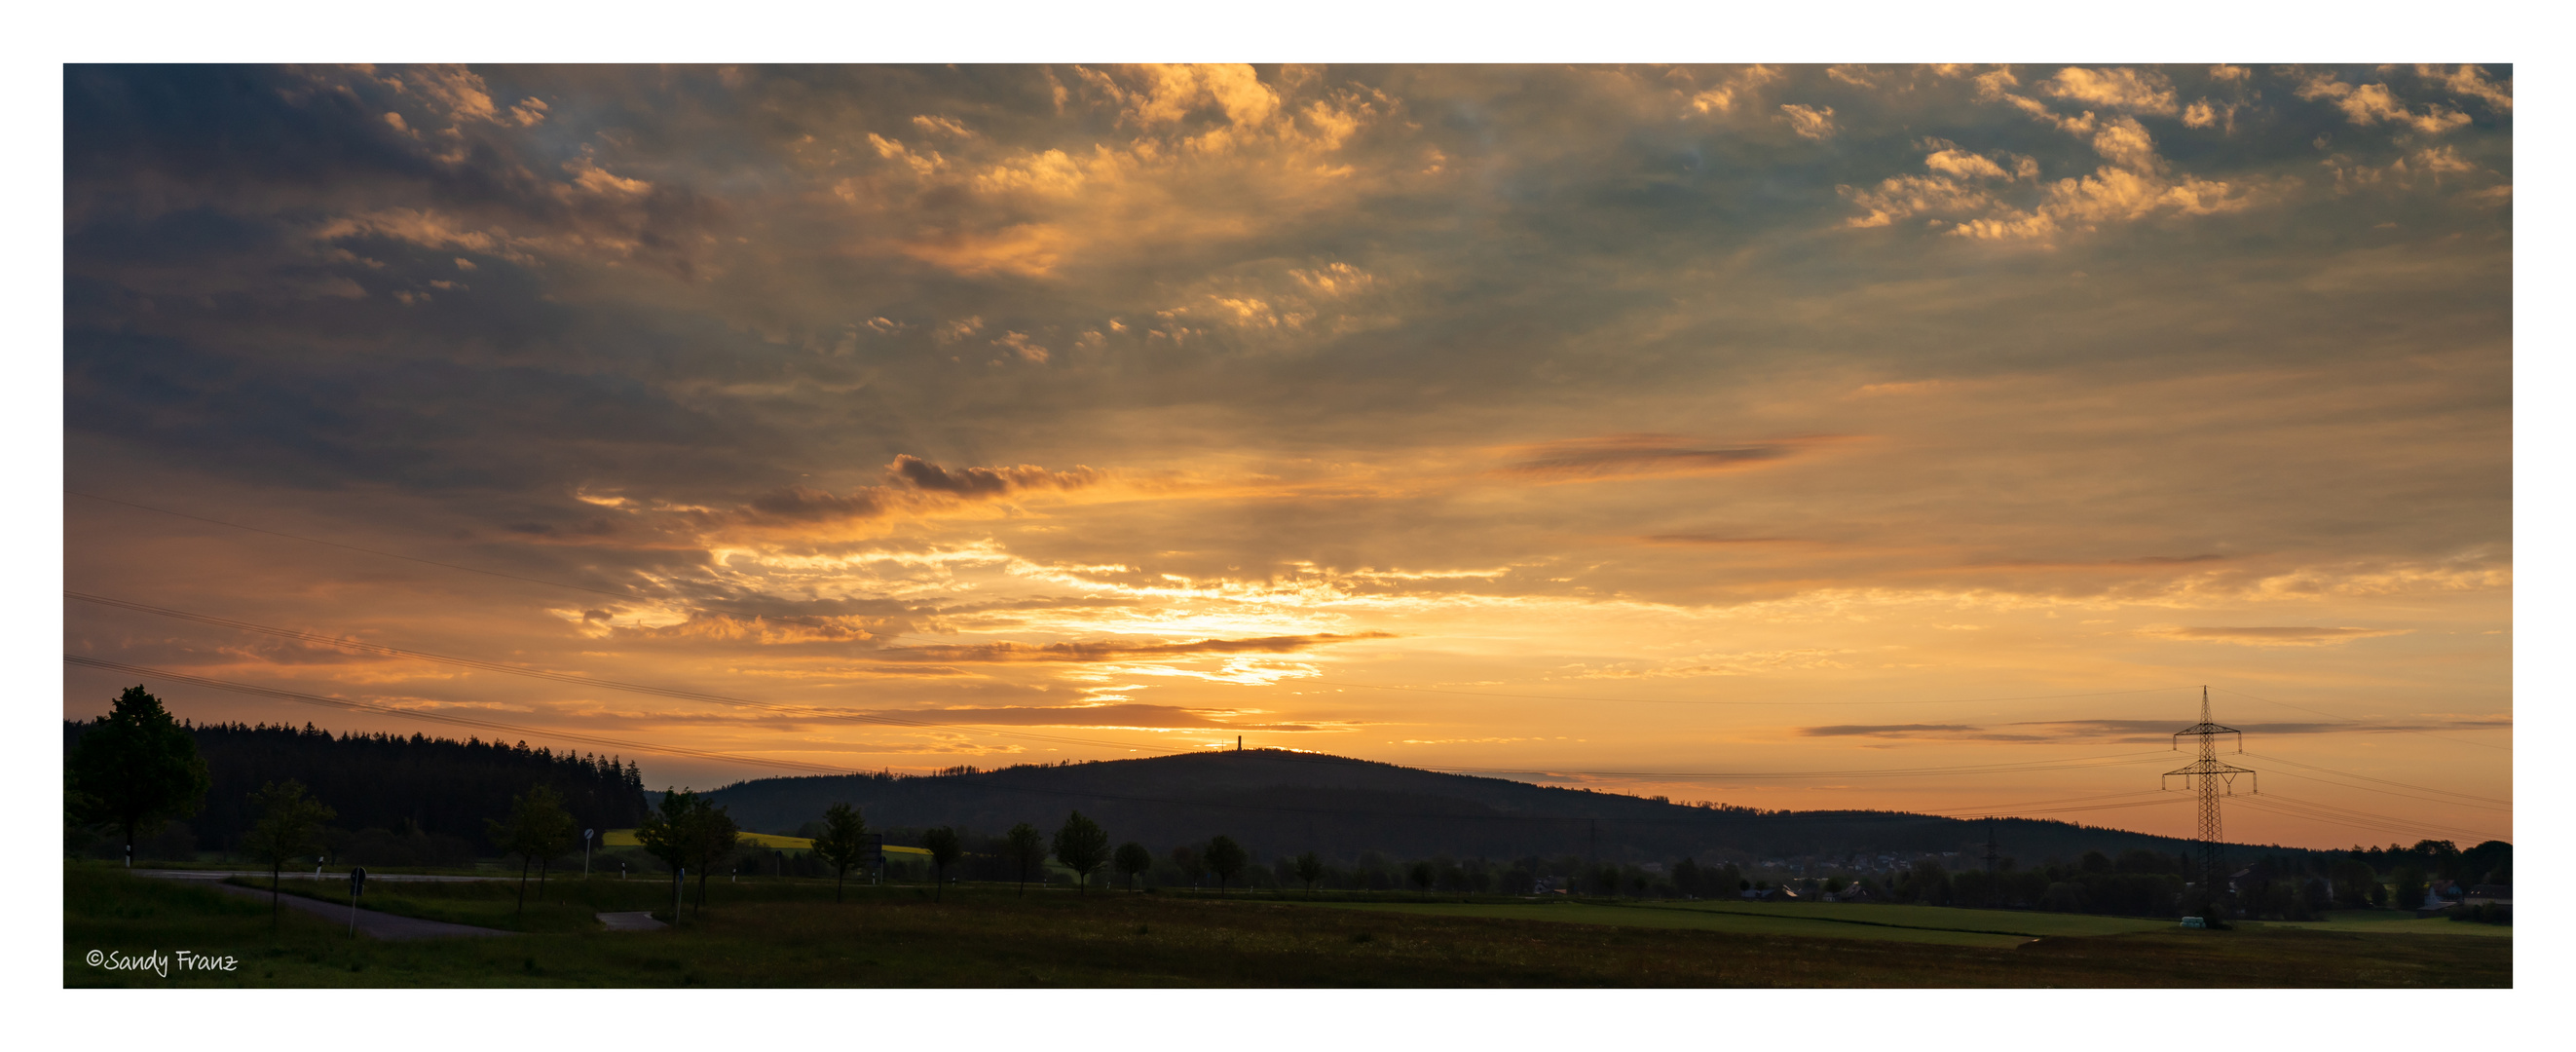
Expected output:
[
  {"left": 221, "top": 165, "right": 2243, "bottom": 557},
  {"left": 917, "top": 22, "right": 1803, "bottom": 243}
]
[{"left": 62, "top": 63, "right": 2511, "bottom": 850}]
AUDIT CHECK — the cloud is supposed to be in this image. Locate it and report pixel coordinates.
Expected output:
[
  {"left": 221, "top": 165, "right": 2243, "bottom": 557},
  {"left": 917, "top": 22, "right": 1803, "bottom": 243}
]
[
  {"left": 1685, "top": 65, "right": 1784, "bottom": 114},
  {"left": 890, "top": 454, "right": 1100, "bottom": 496},
  {"left": 2422, "top": 64, "right": 2512, "bottom": 112},
  {"left": 2297, "top": 75, "right": 2472, "bottom": 134},
  {"left": 2142, "top": 625, "right": 2413, "bottom": 647},
  {"left": 1802, "top": 715, "right": 2511, "bottom": 744},
  {"left": 845, "top": 701, "right": 1343, "bottom": 733},
  {"left": 1499, "top": 433, "right": 1833, "bottom": 481},
  {"left": 735, "top": 455, "right": 1104, "bottom": 525},
  {"left": 866, "top": 630, "right": 1396, "bottom": 663},
  {"left": 1778, "top": 104, "right": 1837, "bottom": 139},
  {"left": 1798, "top": 724, "right": 2047, "bottom": 742},
  {"left": 2041, "top": 67, "right": 2179, "bottom": 115},
  {"left": 61, "top": 65, "right": 2511, "bottom": 790}
]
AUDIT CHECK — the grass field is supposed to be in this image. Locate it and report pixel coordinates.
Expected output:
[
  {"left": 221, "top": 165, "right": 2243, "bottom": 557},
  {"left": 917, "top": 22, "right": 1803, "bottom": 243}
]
[
  {"left": 2249, "top": 910, "right": 2515, "bottom": 938},
  {"left": 1296, "top": 898, "right": 2175, "bottom": 946},
  {"left": 65, "top": 865, "right": 2509, "bottom": 988}
]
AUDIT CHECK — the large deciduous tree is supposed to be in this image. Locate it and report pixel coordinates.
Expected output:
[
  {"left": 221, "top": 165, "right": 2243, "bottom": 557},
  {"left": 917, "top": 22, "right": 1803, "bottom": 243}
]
[
  {"left": 813, "top": 803, "right": 871, "bottom": 903},
  {"left": 1052, "top": 811, "right": 1109, "bottom": 893},
  {"left": 1004, "top": 822, "right": 1046, "bottom": 895},
  {"left": 487, "top": 784, "right": 578, "bottom": 915},
  {"left": 67, "top": 686, "right": 210, "bottom": 867},
  {"left": 1204, "top": 835, "right": 1248, "bottom": 894},
  {"left": 239, "top": 779, "right": 334, "bottom": 928}
]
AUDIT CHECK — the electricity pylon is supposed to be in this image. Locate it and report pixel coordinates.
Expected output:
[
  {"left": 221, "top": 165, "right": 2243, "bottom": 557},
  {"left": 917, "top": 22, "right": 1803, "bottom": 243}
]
[{"left": 2164, "top": 686, "right": 2256, "bottom": 901}]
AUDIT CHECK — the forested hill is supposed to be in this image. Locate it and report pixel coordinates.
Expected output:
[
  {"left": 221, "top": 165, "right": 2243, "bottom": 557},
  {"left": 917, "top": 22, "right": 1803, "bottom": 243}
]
[
  {"left": 62, "top": 720, "right": 648, "bottom": 854},
  {"left": 699, "top": 749, "right": 2288, "bottom": 868}
]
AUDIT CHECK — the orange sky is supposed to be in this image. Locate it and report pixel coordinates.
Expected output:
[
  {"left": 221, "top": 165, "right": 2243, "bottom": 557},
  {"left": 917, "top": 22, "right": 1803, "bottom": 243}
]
[{"left": 62, "top": 63, "right": 2512, "bottom": 849}]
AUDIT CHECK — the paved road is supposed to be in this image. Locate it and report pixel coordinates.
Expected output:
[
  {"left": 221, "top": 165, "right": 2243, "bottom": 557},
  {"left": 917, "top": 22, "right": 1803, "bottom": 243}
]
[
  {"left": 152, "top": 872, "right": 510, "bottom": 940},
  {"left": 596, "top": 911, "right": 667, "bottom": 931}
]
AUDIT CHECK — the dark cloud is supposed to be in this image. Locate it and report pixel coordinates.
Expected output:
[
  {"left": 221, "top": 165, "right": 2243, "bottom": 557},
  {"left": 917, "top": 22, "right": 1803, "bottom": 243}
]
[
  {"left": 1501, "top": 434, "right": 1811, "bottom": 480},
  {"left": 735, "top": 456, "right": 1105, "bottom": 525},
  {"left": 1799, "top": 724, "right": 1993, "bottom": 737},
  {"left": 1792, "top": 716, "right": 2050, "bottom": 742},
  {"left": 1798, "top": 717, "right": 2513, "bottom": 744},
  {"left": 890, "top": 454, "right": 1103, "bottom": 496},
  {"left": 849, "top": 702, "right": 1341, "bottom": 732}
]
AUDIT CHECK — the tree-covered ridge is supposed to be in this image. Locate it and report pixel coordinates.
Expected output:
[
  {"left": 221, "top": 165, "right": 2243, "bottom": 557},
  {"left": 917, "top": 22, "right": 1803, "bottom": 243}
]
[{"left": 62, "top": 719, "right": 647, "bottom": 856}]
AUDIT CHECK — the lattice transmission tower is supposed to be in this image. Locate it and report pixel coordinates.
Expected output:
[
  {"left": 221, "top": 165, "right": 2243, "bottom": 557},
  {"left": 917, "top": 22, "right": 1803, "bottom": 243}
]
[{"left": 2164, "top": 686, "right": 2257, "bottom": 900}]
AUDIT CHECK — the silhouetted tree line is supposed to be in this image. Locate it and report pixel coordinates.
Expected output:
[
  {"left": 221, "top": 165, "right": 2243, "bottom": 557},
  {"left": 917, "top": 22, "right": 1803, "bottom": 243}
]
[
  {"left": 2341, "top": 839, "right": 2510, "bottom": 886},
  {"left": 63, "top": 718, "right": 646, "bottom": 862}
]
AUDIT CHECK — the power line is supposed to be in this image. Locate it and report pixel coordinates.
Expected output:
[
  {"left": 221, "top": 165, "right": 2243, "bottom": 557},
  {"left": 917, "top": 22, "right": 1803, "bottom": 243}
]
[
  {"left": 2240, "top": 756, "right": 2512, "bottom": 812},
  {"left": 1421, "top": 752, "right": 2177, "bottom": 781},
  {"left": 1929, "top": 788, "right": 2174, "bottom": 814},
  {"left": 2229, "top": 793, "right": 2502, "bottom": 845},
  {"left": 2211, "top": 685, "right": 2509, "bottom": 752},
  {"left": 1949, "top": 796, "right": 2188, "bottom": 818},
  {"left": 2241, "top": 791, "right": 2501, "bottom": 842},
  {"left": 2242, "top": 751, "right": 2509, "bottom": 807}
]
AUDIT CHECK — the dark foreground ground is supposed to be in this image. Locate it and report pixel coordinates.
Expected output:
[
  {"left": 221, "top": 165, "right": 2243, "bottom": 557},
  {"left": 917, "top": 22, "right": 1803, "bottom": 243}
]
[{"left": 64, "top": 865, "right": 2509, "bottom": 988}]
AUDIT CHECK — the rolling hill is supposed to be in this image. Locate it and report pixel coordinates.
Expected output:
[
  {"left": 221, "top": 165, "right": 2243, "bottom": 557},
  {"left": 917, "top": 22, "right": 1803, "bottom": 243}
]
[{"left": 695, "top": 748, "right": 2295, "bottom": 868}]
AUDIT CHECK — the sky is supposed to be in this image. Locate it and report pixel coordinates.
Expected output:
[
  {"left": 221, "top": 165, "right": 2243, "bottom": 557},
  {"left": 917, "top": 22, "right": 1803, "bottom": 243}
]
[{"left": 59, "top": 63, "right": 2513, "bottom": 849}]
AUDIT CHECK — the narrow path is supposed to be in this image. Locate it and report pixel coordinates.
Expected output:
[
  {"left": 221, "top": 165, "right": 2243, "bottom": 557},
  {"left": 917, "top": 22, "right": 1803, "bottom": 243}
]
[
  {"left": 175, "top": 875, "right": 511, "bottom": 940},
  {"left": 133, "top": 869, "right": 504, "bottom": 883}
]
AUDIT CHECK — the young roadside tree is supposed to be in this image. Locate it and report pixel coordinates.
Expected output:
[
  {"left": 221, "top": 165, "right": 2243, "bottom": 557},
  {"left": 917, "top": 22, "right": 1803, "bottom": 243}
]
[
  {"left": 812, "top": 803, "right": 871, "bottom": 903},
  {"left": 1409, "top": 860, "right": 1436, "bottom": 895},
  {"left": 1004, "top": 822, "right": 1046, "bottom": 895},
  {"left": 1052, "top": 811, "right": 1110, "bottom": 893},
  {"left": 66, "top": 685, "right": 211, "bottom": 868},
  {"left": 239, "top": 780, "right": 334, "bottom": 929},
  {"left": 1293, "top": 850, "right": 1325, "bottom": 894},
  {"left": 636, "top": 788, "right": 739, "bottom": 916},
  {"left": 921, "top": 826, "right": 962, "bottom": 901},
  {"left": 685, "top": 798, "right": 740, "bottom": 913},
  {"left": 1170, "top": 845, "right": 1205, "bottom": 888},
  {"left": 1113, "top": 842, "right": 1153, "bottom": 891},
  {"left": 1204, "top": 835, "right": 1248, "bottom": 894},
  {"left": 634, "top": 788, "right": 696, "bottom": 916},
  {"left": 486, "top": 784, "right": 579, "bottom": 915}
]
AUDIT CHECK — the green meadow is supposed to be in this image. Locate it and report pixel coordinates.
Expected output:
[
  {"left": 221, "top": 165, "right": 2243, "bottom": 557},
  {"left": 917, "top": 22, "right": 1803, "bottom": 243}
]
[
  {"left": 66, "top": 865, "right": 2507, "bottom": 988},
  {"left": 1297, "top": 898, "right": 2177, "bottom": 947}
]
